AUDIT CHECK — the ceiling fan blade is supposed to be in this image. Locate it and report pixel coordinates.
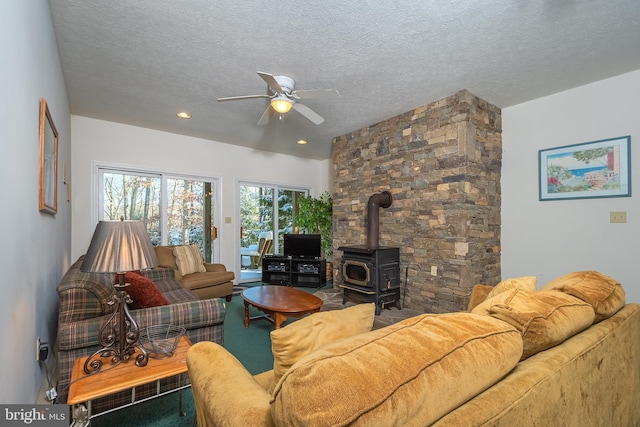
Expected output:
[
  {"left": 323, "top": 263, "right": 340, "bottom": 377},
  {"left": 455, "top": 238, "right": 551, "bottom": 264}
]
[
  {"left": 257, "top": 105, "right": 274, "bottom": 126},
  {"left": 292, "top": 89, "right": 341, "bottom": 99},
  {"left": 217, "top": 94, "right": 272, "bottom": 102},
  {"left": 293, "top": 103, "right": 325, "bottom": 125},
  {"left": 257, "top": 71, "right": 283, "bottom": 93}
]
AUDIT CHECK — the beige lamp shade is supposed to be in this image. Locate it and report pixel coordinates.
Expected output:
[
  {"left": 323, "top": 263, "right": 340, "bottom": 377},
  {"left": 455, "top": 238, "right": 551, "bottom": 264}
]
[{"left": 81, "top": 219, "right": 159, "bottom": 273}]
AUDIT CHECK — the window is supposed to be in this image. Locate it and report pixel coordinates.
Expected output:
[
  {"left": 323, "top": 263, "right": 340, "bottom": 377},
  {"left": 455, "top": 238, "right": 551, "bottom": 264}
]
[
  {"left": 98, "top": 167, "right": 219, "bottom": 262},
  {"left": 102, "top": 171, "right": 162, "bottom": 241}
]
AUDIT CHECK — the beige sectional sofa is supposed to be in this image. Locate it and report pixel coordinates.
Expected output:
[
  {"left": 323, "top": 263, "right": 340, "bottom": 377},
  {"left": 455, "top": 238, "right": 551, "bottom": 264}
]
[{"left": 186, "top": 271, "right": 640, "bottom": 426}]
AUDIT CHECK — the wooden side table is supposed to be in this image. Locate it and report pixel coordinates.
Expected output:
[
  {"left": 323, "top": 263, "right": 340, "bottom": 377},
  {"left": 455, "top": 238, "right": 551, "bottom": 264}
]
[{"left": 68, "top": 336, "right": 192, "bottom": 426}]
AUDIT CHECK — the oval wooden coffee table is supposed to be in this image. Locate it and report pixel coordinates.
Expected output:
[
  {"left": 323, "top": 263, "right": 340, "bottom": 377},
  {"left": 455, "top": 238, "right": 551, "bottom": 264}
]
[{"left": 241, "top": 286, "right": 323, "bottom": 329}]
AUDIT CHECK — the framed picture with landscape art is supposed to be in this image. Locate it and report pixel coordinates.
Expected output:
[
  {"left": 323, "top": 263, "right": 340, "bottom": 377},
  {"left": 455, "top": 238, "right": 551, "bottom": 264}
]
[
  {"left": 39, "top": 98, "right": 59, "bottom": 214},
  {"left": 539, "top": 136, "right": 631, "bottom": 201}
]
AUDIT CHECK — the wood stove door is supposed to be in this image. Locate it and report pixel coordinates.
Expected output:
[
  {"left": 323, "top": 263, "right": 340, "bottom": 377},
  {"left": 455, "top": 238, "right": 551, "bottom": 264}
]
[{"left": 341, "top": 259, "right": 371, "bottom": 287}]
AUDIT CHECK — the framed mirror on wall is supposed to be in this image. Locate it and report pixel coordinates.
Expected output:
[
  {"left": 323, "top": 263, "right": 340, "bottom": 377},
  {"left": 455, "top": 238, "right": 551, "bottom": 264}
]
[{"left": 39, "top": 98, "right": 59, "bottom": 214}]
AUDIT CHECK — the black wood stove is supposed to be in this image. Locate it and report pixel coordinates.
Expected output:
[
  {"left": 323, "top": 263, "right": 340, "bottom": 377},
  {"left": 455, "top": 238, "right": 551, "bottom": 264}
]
[
  {"left": 339, "top": 245, "right": 401, "bottom": 314},
  {"left": 339, "top": 191, "right": 402, "bottom": 315}
]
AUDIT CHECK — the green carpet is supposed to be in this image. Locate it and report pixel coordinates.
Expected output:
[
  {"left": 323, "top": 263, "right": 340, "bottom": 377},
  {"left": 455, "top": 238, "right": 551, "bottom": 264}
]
[{"left": 91, "top": 283, "right": 329, "bottom": 426}]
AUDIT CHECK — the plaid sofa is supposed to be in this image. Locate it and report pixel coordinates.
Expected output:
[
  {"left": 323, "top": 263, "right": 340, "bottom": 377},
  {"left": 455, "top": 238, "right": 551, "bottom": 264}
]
[{"left": 55, "top": 256, "right": 225, "bottom": 412}]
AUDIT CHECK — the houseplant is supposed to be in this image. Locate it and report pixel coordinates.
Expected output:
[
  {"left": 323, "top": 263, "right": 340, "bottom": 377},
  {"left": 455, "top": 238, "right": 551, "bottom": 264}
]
[{"left": 296, "top": 192, "right": 334, "bottom": 279}]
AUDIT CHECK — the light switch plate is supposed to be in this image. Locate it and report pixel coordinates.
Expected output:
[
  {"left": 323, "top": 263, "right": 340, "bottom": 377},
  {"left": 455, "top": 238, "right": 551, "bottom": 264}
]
[{"left": 610, "top": 211, "right": 627, "bottom": 223}]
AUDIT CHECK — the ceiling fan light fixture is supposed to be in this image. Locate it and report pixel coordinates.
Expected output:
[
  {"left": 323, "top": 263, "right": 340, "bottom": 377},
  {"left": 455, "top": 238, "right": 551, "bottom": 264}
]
[
  {"left": 220, "top": 71, "right": 335, "bottom": 126},
  {"left": 271, "top": 95, "right": 293, "bottom": 114}
]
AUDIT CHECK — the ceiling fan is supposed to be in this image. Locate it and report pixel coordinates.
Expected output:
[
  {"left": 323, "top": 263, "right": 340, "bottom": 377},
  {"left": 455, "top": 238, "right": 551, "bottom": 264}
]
[{"left": 217, "top": 71, "right": 340, "bottom": 126}]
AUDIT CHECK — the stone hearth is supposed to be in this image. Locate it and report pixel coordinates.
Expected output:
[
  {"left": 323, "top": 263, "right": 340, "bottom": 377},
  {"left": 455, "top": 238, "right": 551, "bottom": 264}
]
[
  {"left": 316, "top": 288, "right": 421, "bottom": 330},
  {"left": 332, "top": 90, "right": 502, "bottom": 313}
]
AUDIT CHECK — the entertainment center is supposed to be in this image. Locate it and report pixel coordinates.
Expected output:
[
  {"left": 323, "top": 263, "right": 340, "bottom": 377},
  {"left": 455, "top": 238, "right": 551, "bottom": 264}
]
[{"left": 261, "top": 234, "right": 327, "bottom": 288}]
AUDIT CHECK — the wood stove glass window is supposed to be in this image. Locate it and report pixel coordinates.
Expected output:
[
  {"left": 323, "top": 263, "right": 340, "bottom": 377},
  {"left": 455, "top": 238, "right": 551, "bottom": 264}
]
[{"left": 342, "top": 260, "right": 371, "bottom": 287}]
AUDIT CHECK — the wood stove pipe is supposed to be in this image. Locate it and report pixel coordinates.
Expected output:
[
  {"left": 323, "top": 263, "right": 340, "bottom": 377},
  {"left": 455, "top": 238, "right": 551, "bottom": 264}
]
[{"left": 366, "top": 191, "right": 393, "bottom": 249}]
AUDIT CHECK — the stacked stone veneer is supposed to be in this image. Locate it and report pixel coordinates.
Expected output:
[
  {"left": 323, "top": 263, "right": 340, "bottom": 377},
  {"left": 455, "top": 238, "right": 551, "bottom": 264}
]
[{"left": 332, "top": 90, "right": 502, "bottom": 313}]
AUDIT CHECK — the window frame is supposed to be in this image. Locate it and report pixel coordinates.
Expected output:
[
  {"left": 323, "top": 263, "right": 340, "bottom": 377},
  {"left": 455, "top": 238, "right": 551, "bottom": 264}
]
[
  {"left": 236, "top": 179, "right": 310, "bottom": 282},
  {"left": 92, "top": 161, "right": 222, "bottom": 262}
]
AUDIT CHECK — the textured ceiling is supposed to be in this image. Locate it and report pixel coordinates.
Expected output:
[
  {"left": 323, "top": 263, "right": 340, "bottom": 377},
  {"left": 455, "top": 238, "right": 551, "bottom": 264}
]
[{"left": 49, "top": 0, "right": 640, "bottom": 160}]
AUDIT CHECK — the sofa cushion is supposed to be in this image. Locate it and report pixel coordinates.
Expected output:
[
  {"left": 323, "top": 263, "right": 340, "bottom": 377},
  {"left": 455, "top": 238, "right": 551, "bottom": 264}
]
[
  {"left": 472, "top": 288, "right": 595, "bottom": 359},
  {"left": 124, "top": 272, "right": 169, "bottom": 309},
  {"left": 271, "top": 312, "right": 523, "bottom": 427},
  {"left": 173, "top": 245, "right": 206, "bottom": 276},
  {"left": 270, "top": 303, "right": 375, "bottom": 393},
  {"left": 155, "top": 245, "right": 179, "bottom": 270},
  {"left": 467, "top": 284, "right": 494, "bottom": 311},
  {"left": 180, "top": 271, "right": 235, "bottom": 290},
  {"left": 159, "top": 286, "right": 201, "bottom": 304},
  {"left": 540, "top": 271, "right": 625, "bottom": 323},
  {"left": 486, "top": 276, "right": 537, "bottom": 300}
]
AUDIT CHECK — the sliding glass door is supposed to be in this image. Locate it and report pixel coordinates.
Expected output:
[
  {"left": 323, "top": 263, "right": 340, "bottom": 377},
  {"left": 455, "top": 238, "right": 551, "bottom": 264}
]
[
  {"left": 238, "top": 183, "right": 307, "bottom": 283},
  {"left": 99, "top": 168, "right": 220, "bottom": 263},
  {"left": 165, "top": 178, "right": 217, "bottom": 262}
]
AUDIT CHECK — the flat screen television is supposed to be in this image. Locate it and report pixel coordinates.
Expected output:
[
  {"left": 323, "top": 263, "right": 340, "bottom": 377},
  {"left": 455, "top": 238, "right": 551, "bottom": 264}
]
[{"left": 283, "top": 233, "right": 322, "bottom": 258}]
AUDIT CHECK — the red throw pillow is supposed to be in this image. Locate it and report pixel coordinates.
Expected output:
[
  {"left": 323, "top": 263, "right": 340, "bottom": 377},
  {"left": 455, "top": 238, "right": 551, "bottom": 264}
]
[{"left": 124, "top": 272, "right": 169, "bottom": 309}]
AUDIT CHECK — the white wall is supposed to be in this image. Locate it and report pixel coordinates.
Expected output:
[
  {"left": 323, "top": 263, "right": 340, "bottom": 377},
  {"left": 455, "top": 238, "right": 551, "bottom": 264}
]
[
  {"left": 502, "top": 69, "right": 640, "bottom": 303},
  {"left": 0, "top": 1, "right": 71, "bottom": 403},
  {"left": 71, "top": 117, "right": 331, "bottom": 279}
]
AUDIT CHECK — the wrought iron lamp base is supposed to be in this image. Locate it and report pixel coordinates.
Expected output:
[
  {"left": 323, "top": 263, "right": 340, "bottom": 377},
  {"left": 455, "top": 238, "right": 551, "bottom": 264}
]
[{"left": 83, "top": 276, "right": 148, "bottom": 374}]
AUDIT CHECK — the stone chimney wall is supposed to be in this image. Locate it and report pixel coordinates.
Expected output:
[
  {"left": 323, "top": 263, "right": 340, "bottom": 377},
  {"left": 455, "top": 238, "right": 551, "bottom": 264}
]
[{"left": 332, "top": 90, "right": 502, "bottom": 313}]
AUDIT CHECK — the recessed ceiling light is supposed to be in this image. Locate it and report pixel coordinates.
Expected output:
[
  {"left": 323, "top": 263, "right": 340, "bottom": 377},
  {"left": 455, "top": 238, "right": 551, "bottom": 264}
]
[
  {"left": 176, "top": 111, "right": 191, "bottom": 119},
  {"left": 297, "top": 139, "right": 308, "bottom": 145}
]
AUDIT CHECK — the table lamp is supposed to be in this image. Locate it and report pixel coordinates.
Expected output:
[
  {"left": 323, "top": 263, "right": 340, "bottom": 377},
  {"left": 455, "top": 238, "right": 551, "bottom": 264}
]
[{"left": 80, "top": 217, "right": 159, "bottom": 374}]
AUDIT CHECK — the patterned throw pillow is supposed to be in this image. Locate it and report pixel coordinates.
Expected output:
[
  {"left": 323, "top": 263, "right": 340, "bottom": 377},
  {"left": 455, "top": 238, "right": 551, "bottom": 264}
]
[
  {"left": 124, "top": 271, "right": 169, "bottom": 309},
  {"left": 173, "top": 245, "right": 206, "bottom": 276}
]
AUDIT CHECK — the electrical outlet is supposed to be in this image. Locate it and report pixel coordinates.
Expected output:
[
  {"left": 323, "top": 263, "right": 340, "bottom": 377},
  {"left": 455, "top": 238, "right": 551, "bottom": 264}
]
[
  {"left": 36, "top": 337, "right": 49, "bottom": 362},
  {"left": 39, "top": 343, "right": 49, "bottom": 362}
]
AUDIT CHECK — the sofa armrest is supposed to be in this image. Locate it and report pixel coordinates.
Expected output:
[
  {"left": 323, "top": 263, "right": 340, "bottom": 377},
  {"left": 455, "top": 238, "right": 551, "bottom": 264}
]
[
  {"left": 203, "top": 263, "right": 227, "bottom": 273},
  {"left": 58, "top": 298, "right": 225, "bottom": 351},
  {"left": 187, "top": 342, "right": 275, "bottom": 427}
]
